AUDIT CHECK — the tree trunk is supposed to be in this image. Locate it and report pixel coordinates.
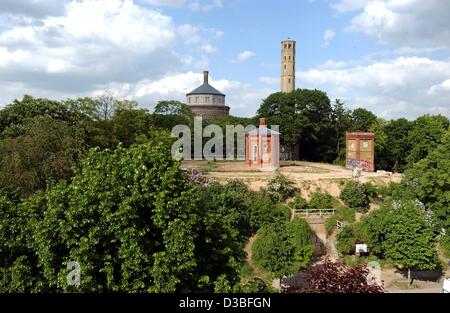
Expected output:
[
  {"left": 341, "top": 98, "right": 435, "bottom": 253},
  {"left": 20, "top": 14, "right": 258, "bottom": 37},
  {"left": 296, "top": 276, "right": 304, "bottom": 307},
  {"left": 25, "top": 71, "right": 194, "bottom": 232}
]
[{"left": 408, "top": 268, "right": 411, "bottom": 285}]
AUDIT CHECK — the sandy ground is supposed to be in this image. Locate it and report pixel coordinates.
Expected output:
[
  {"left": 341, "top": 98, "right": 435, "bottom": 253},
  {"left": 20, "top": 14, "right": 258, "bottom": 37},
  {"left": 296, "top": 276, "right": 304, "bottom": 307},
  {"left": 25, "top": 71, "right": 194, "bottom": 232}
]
[{"left": 182, "top": 160, "right": 402, "bottom": 198}]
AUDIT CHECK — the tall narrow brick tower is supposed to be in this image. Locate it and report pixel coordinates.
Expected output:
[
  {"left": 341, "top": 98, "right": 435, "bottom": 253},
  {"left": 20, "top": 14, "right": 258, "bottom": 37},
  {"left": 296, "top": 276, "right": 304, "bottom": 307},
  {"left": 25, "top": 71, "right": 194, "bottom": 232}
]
[{"left": 281, "top": 39, "right": 296, "bottom": 93}]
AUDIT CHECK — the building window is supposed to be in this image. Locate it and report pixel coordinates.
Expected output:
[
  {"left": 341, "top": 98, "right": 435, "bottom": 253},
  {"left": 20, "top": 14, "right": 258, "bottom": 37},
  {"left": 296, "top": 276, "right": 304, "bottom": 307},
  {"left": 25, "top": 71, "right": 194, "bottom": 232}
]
[
  {"left": 289, "top": 56, "right": 291, "bottom": 60},
  {"left": 205, "top": 96, "right": 210, "bottom": 103},
  {"left": 188, "top": 97, "right": 191, "bottom": 103},
  {"left": 213, "top": 97, "right": 216, "bottom": 104},
  {"left": 288, "top": 44, "right": 291, "bottom": 49},
  {"left": 195, "top": 96, "right": 199, "bottom": 103},
  {"left": 288, "top": 78, "right": 291, "bottom": 83},
  {"left": 284, "top": 44, "right": 287, "bottom": 49}
]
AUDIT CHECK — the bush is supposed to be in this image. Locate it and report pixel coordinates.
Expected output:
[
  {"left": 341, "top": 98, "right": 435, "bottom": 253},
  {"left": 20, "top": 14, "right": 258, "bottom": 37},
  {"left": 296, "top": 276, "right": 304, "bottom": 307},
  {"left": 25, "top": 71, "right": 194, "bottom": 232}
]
[
  {"left": 265, "top": 172, "right": 296, "bottom": 203},
  {"left": 440, "top": 236, "right": 450, "bottom": 258},
  {"left": 340, "top": 181, "right": 370, "bottom": 212},
  {"left": 308, "top": 190, "right": 335, "bottom": 210},
  {"left": 336, "top": 226, "right": 356, "bottom": 255},
  {"left": 290, "top": 194, "right": 308, "bottom": 211},
  {"left": 363, "top": 182, "right": 378, "bottom": 199},
  {"left": 238, "top": 278, "right": 275, "bottom": 293},
  {"left": 252, "top": 219, "right": 313, "bottom": 278},
  {"left": 325, "top": 207, "right": 356, "bottom": 235},
  {"left": 336, "top": 206, "right": 356, "bottom": 223}
]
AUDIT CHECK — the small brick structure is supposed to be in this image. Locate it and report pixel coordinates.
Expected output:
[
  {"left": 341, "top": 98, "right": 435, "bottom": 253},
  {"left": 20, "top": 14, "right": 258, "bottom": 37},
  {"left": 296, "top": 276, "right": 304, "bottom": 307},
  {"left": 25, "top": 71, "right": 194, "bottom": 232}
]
[
  {"left": 245, "top": 118, "right": 280, "bottom": 171},
  {"left": 345, "top": 131, "right": 375, "bottom": 172}
]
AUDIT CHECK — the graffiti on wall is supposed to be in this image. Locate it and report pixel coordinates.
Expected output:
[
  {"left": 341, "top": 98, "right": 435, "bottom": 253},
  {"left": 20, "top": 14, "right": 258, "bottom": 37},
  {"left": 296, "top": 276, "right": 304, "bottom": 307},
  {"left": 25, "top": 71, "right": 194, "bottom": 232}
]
[{"left": 346, "top": 158, "right": 373, "bottom": 171}]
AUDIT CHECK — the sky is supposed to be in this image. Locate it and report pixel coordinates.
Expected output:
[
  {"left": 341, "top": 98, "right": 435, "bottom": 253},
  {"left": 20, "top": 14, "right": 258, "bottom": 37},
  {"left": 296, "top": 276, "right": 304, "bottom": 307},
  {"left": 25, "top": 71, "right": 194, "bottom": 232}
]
[{"left": 0, "top": 0, "right": 449, "bottom": 119}]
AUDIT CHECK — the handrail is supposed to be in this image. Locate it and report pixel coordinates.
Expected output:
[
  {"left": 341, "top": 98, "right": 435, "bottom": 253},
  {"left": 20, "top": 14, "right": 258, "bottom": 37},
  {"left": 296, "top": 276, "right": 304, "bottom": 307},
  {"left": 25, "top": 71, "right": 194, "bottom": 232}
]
[{"left": 294, "top": 208, "right": 336, "bottom": 217}]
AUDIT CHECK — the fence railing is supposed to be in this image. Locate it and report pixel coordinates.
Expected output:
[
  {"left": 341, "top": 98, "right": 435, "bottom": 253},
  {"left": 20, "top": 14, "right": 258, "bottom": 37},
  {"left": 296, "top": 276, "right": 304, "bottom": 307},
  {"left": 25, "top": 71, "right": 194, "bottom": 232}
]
[{"left": 295, "top": 208, "right": 336, "bottom": 217}]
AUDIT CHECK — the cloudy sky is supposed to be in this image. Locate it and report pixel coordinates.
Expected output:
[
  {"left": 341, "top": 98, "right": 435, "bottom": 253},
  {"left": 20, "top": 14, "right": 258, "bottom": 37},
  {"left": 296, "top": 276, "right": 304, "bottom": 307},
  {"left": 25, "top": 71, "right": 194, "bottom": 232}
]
[{"left": 0, "top": 0, "right": 449, "bottom": 119}]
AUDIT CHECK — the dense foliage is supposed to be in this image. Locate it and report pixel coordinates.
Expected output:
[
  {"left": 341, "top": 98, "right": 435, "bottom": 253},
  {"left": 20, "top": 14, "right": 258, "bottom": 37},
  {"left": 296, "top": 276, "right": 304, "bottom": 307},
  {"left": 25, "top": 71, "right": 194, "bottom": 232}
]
[
  {"left": 252, "top": 218, "right": 313, "bottom": 279},
  {"left": 0, "top": 140, "right": 257, "bottom": 292},
  {"left": 308, "top": 190, "right": 335, "bottom": 210},
  {"left": 340, "top": 181, "right": 370, "bottom": 212},
  {"left": 336, "top": 200, "right": 440, "bottom": 273},
  {"left": 264, "top": 172, "right": 296, "bottom": 203}
]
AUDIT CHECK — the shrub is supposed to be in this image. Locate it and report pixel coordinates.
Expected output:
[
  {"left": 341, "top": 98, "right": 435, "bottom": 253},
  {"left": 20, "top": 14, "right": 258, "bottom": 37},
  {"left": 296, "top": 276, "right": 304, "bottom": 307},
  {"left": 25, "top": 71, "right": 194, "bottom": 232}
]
[
  {"left": 238, "top": 278, "right": 274, "bottom": 293},
  {"left": 325, "top": 207, "right": 356, "bottom": 235},
  {"left": 336, "top": 226, "right": 356, "bottom": 255},
  {"left": 340, "top": 181, "right": 370, "bottom": 212},
  {"left": 265, "top": 172, "right": 296, "bottom": 203},
  {"left": 363, "top": 182, "right": 378, "bottom": 199},
  {"left": 440, "top": 236, "right": 450, "bottom": 258},
  {"left": 252, "top": 218, "right": 313, "bottom": 278},
  {"left": 290, "top": 194, "right": 308, "bottom": 211},
  {"left": 246, "top": 193, "right": 290, "bottom": 231},
  {"left": 308, "top": 190, "right": 335, "bottom": 210},
  {"left": 336, "top": 206, "right": 356, "bottom": 223}
]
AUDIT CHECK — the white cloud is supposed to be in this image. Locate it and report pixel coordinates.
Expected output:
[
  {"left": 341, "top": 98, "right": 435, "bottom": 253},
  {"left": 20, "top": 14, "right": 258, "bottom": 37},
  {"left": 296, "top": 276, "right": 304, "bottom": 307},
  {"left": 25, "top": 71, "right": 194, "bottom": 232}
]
[
  {"left": 188, "top": 0, "right": 223, "bottom": 12},
  {"left": 299, "top": 56, "right": 450, "bottom": 119},
  {"left": 330, "top": 0, "right": 369, "bottom": 13},
  {"left": 230, "top": 50, "right": 255, "bottom": 63},
  {"left": 177, "top": 24, "right": 202, "bottom": 44},
  {"left": 427, "top": 79, "right": 450, "bottom": 96},
  {"left": 95, "top": 71, "right": 273, "bottom": 116},
  {"left": 259, "top": 76, "right": 278, "bottom": 85},
  {"left": 0, "top": 0, "right": 225, "bottom": 104},
  {"left": 145, "top": 0, "right": 223, "bottom": 12},
  {"left": 201, "top": 43, "right": 217, "bottom": 54},
  {"left": 322, "top": 29, "right": 336, "bottom": 47},
  {"left": 0, "top": 0, "right": 65, "bottom": 18},
  {"left": 347, "top": 0, "right": 450, "bottom": 47},
  {"left": 145, "top": 0, "right": 185, "bottom": 7}
]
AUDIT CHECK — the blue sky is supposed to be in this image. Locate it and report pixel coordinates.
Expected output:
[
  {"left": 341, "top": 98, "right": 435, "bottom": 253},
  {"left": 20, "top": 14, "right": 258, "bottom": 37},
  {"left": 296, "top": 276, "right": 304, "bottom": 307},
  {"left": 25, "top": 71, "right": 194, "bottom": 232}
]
[{"left": 0, "top": 0, "right": 449, "bottom": 119}]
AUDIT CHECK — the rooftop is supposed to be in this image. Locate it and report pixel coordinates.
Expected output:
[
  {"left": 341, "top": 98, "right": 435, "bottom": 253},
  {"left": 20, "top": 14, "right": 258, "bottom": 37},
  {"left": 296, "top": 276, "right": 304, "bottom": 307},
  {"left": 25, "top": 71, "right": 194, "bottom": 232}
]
[{"left": 187, "top": 71, "right": 225, "bottom": 96}]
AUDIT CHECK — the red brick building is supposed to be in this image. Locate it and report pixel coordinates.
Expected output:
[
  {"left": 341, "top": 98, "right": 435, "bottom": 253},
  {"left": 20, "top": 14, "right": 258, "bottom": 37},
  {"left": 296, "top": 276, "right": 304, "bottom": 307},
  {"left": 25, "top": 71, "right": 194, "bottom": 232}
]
[
  {"left": 245, "top": 118, "right": 280, "bottom": 171},
  {"left": 345, "top": 131, "right": 375, "bottom": 172}
]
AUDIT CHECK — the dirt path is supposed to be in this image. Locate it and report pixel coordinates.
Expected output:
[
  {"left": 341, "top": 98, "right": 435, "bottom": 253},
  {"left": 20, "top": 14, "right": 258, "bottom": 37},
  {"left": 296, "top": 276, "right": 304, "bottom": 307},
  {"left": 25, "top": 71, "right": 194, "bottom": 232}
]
[{"left": 244, "top": 234, "right": 258, "bottom": 271}]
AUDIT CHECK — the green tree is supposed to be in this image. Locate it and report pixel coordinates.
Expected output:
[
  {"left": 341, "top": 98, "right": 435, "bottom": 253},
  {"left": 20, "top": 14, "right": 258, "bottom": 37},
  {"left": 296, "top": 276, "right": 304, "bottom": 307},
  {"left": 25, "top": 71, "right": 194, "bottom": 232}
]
[
  {"left": 404, "top": 128, "right": 450, "bottom": 233},
  {"left": 308, "top": 190, "right": 335, "bottom": 210},
  {"left": 331, "top": 99, "right": 352, "bottom": 162},
  {"left": 0, "top": 116, "right": 85, "bottom": 195},
  {"left": 252, "top": 219, "right": 312, "bottom": 280},
  {"left": 340, "top": 181, "right": 370, "bottom": 212},
  {"left": 382, "top": 201, "right": 440, "bottom": 281},
  {"left": 405, "top": 115, "right": 449, "bottom": 167},
  {"left": 0, "top": 95, "right": 82, "bottom": 134},
  {"left": 350, "top": 108, "right": 377, "bottom": 132},
  {"left": 377, "top": 118, "right": 414, "bottom": 172},
  {"left": 265, "top": 172, "right": 296, "bottom": 203},
  {"left": 257, "top": 89, "right": 335, "bottom": 162}
]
